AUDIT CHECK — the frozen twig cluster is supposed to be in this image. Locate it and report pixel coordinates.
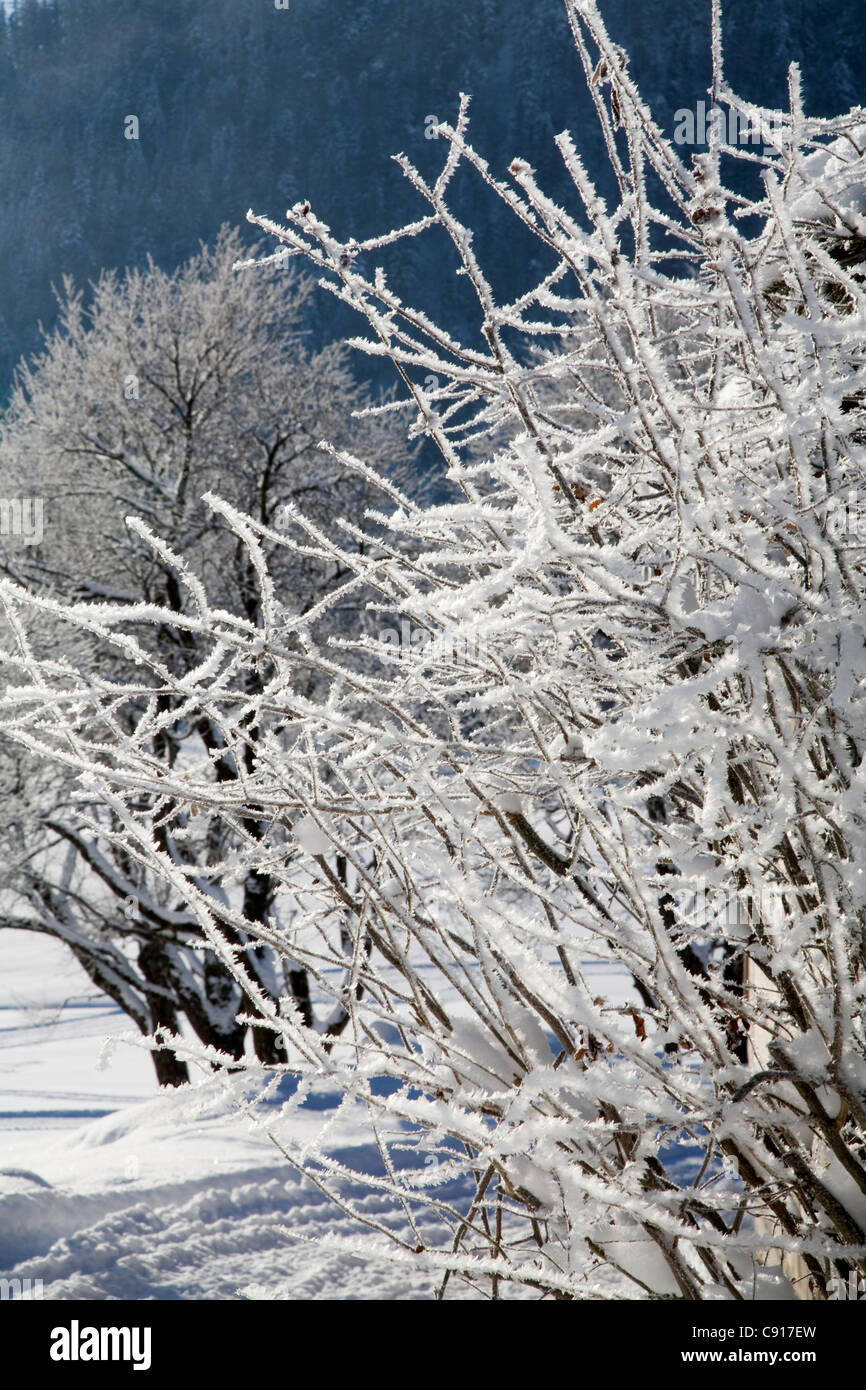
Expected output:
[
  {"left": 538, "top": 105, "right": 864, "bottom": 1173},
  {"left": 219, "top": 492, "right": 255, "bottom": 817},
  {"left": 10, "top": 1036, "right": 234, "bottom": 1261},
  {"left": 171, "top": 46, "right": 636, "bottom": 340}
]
[{"left": 2, "top": 1, "right": 866, "bottom": 1298}]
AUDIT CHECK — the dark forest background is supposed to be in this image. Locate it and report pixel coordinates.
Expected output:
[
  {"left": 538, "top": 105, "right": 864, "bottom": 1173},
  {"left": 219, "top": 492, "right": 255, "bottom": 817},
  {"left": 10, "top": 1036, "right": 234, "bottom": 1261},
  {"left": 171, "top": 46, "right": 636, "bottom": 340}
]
[{"left": 0, "top": 0, "right": 863, "bottom": 399}]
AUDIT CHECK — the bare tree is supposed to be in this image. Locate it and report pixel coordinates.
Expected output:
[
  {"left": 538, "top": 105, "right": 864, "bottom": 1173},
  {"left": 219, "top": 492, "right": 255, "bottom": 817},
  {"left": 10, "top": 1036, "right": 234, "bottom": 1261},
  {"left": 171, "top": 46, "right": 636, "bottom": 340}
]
[{"left": 0, "top": 226, "right": 406, "bottom": 1082}]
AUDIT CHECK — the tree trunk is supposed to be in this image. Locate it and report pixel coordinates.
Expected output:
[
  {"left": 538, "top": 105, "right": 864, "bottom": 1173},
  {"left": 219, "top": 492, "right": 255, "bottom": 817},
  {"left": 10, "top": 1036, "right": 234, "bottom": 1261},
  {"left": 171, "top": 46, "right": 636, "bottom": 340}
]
[{"left": 138, "top": 939, "right": 190, "bottom": 1087}]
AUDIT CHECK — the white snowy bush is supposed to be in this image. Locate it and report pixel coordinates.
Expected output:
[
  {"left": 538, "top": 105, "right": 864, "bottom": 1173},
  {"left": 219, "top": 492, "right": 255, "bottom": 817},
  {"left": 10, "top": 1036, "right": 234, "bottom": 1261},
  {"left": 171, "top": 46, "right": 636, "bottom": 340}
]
[{"left": 2, "top": 0, "right": 866, "bottom": 1297}]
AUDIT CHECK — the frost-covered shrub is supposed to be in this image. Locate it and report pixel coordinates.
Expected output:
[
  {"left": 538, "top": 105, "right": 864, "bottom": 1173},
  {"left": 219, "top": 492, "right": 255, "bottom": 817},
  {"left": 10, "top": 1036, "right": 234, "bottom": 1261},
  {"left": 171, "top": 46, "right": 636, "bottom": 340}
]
[{"left": 2, "top": 0, "right": 866, "bottom": 1298}]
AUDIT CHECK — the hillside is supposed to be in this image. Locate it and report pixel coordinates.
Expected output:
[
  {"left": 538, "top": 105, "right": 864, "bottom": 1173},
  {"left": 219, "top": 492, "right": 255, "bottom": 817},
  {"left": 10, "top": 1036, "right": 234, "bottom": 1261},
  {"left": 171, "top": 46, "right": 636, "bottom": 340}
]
[{"left": 0, "top": 0, "right": 863, "bottom": 393}]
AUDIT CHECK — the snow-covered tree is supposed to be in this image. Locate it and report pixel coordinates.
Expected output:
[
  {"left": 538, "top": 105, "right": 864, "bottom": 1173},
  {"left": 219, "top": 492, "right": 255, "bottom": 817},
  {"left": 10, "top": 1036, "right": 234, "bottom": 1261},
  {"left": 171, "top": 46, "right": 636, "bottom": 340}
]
[
  {"left": 0, "top": 226, "right": 407, "bottom": 1083},
  {"left": 2, "top": 1, "right": 866, "bottom": 1297}
]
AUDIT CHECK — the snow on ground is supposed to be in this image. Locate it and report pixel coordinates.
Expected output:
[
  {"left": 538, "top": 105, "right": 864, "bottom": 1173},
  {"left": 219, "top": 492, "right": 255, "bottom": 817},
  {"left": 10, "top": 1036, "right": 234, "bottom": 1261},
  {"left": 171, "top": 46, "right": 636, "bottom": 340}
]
[
  {"left": 0, "top": 930, "right": 636, "bottom": 1300},
  {"left": 0, "top": 930, "right": 156, "bottom": 1128},
  {"left": 0, "top": 931, "right": 447, "bottom": 1299}
]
